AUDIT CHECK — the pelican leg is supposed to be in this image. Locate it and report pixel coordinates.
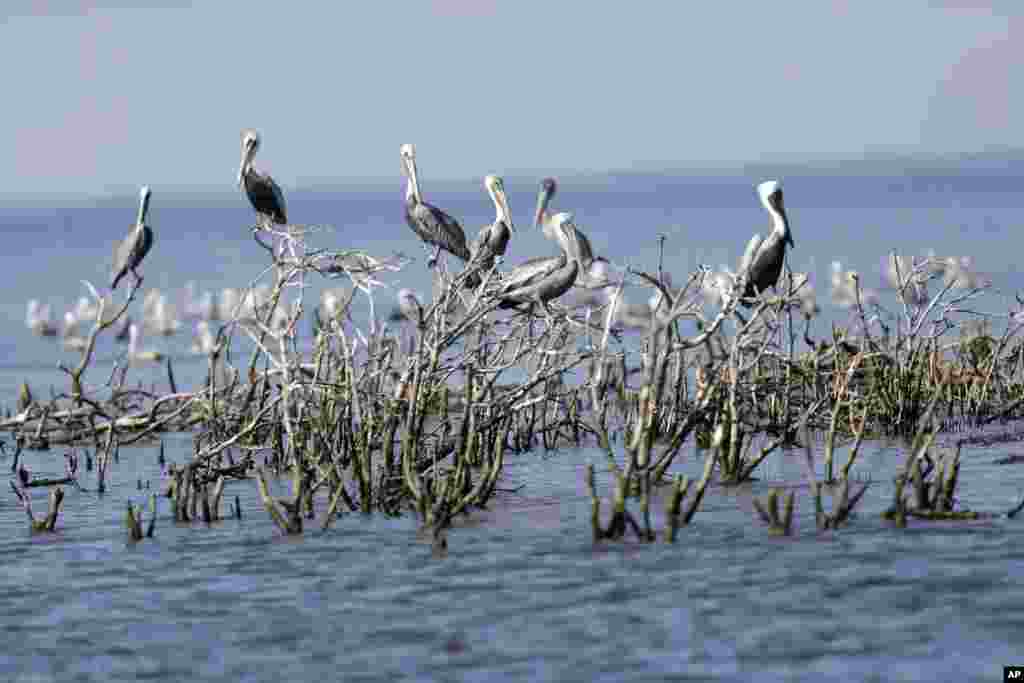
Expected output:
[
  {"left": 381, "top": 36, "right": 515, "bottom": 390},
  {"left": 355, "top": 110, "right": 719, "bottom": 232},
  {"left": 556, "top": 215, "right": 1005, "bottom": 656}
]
[{"left": 131, "top": 268, "right": 144, "bottom": 287}]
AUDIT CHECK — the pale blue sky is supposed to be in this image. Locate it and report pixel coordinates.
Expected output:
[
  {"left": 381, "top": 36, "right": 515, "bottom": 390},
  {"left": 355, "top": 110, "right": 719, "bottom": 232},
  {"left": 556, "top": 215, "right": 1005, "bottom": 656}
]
[{"left": 1, "top": 1, "right": 1021, "bottom": 196}]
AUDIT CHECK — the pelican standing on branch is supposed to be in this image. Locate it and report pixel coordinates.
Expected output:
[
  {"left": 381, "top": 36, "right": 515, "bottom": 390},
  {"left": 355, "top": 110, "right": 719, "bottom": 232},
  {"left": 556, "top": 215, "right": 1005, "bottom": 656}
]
[
  {"left": 400, "top": 144, "right": 472, "bottom": 266},
  {"left": 534, "top": 177, "right": 595, "bottom": 266},
  {"left": 110, "top": 185, "right": 154, "bottom": 290},
  {"left": 498, "top": 212, "right": 581, "bottom": 318},
  {"left": 238, "top": 129, "right": 288, "bottom": 228},
  {"left": 737, "top": 180, "right": 794, "bottom": 305},
  {"left": 471, "top": 174, "right": 515, "bottom": 273}
]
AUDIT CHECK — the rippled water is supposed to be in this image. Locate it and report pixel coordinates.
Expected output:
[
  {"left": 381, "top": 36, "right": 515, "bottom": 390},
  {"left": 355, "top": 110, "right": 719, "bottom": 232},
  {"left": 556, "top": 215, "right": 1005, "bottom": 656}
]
[
  {"left": 3, "top": 164, "right": 1024, "bottom": 681},
  {"left": 2, "top": 431, "right": 1023, "bottom": 682}
]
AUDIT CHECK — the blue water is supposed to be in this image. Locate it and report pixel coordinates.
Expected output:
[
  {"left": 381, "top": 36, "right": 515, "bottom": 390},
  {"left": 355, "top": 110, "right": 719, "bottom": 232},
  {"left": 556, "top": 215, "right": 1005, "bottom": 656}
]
[{"left": 2, "top": 160, "right": 1024, "bottom": 681}]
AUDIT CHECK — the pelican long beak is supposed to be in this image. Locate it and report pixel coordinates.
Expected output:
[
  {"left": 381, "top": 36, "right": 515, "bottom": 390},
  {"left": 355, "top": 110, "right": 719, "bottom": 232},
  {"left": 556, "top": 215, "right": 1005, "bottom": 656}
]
[
  {"left": 405, "top": 155, "right": 423, "bottom": 204},
  {"left": 137, "top": 186, "right": 152, "bottom": 225},
  {"left": 237, "top": 143, "right": 252, "bottom": 189},
  {"left": 495, "top": 185, "right": 514, "bottom": 232},
  {"left": 536, "top": 184, "right": 552, "bottom": 229},
  {"left": 534, "top": 185, "right": 552, "bottom": 229}
]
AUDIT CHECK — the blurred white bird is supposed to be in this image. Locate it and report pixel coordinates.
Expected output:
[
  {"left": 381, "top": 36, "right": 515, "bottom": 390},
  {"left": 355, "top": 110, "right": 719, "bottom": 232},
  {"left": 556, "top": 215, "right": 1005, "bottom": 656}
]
[
  {"left": 26, "top": 300, "right": 58, "bottom": 337},
  {"left": 831, "top": 262, "right": 879, "bottom": 309},
  {"left": 882, "top": 254, "right": 930, "bottom": 305},
  {"left": 128, "top": 323, "right": 164, "bottom": 364},
  {"left": 190, "top": 320, "right": 216, "bottom": 355}
]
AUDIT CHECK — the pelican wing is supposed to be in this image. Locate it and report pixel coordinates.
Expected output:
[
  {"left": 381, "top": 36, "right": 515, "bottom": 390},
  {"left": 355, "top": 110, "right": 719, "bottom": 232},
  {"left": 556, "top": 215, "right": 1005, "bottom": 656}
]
[
  {"left": 406, "top": 200, "right": 471, "bottom": 261},
  {"left": 498, "top": 254, "right": 564, "bottom": 295},
  {"left": 111, "top": 225, "right": 152, "bottom": 289},
  {"left": 499, "top": 259, "right": 579, "bottom": 308},
  {"left": 244, "top": 169, "right": 288, "bottom": 224}
]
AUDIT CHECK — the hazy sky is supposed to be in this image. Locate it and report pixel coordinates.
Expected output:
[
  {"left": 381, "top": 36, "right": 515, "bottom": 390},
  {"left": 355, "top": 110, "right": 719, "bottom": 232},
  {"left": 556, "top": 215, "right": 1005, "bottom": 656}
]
[{"left": 2, "top": 1, "right": 1021, "bottom": 196}]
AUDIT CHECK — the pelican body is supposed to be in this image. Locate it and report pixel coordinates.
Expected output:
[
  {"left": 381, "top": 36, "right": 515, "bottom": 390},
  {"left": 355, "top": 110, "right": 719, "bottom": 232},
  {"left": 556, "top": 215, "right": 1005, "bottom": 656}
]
[
  {"left": 498, "top": 212, "right": 580, "bottom": 314},
  {"left": 534, "top": 177, "right": 595, "bottom": 266},
  {"left": 111, "top": 186, "right": 154, "bottom": 290},
  {"left": 471, "top": 174, "right": 515, "bottom": 272},
  {"left": 238, "top": 129, "right": 287, "bottom": 227},
  {"left": 400, "top": 144, "right": 472, "bottom": 263},
  {"left": 738, "top": 180, "right": 794, "bottom": 304}
]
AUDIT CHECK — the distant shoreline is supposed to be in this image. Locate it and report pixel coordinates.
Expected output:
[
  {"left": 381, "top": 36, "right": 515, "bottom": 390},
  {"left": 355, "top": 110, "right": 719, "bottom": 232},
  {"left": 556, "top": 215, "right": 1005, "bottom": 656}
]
[{"left": 3, "top": 148, "right": 1022, "bottom": 206}]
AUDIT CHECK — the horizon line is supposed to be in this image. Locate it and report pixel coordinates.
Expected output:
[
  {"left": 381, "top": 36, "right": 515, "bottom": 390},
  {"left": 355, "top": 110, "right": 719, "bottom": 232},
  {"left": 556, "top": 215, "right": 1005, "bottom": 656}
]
[{"left": 2, "top": 147, "right": 1021, "bottom": 205}]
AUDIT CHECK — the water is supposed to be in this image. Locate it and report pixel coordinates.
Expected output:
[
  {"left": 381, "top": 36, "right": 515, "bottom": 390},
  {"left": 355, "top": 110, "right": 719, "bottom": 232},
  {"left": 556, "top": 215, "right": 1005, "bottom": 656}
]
[{"left": 3, "top": 160, "right": 1024, "bottom": 681}]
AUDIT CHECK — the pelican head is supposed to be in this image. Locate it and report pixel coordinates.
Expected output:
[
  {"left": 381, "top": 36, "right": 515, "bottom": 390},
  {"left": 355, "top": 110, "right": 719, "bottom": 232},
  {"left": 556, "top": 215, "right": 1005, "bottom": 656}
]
[
  {"left": 238, "top": 129, "right": 261, "bottom": 188},
  {"left": 485, "top": 175, "right": 514, "bottom": 232},
  {"left": 757, "top": 180, "right": 793, "bottom": 248},
  {"left": 137, "top": 185, "right": 152, "bottom": 225},
  {"left": 399, "top": 143, "right": 422, "bottom": 204},
  {"left": 534, "top": 177, "right": 558, "bottom": 228}
]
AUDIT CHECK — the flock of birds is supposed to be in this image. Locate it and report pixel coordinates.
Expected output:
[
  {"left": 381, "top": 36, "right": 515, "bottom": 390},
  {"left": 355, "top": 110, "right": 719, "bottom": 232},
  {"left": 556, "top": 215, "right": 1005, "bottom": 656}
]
[
  {"left": 23, "top": 129, "right": 990, "bottom": 362},
  {"left": 25, "top": 271, "right": 298, "bottom": 366}
]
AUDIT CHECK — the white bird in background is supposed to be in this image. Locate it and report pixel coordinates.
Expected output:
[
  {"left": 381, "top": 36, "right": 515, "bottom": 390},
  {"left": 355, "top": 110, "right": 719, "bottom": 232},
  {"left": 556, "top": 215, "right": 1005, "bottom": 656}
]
[
  {"left": 219, "top": 288, "right": 241, "bottom": 320},
  {"left": 831, "top": 262, "right": 879, "bottom": 309},
  {"left": 128, "top": 323, "right": 164, "bottom": 365},
  {"left": 183, "top": 281, "right": 219, "bottom": 321},
  {"left": 882, "top": 254, "right": 930, "bottom": 305},
  {"left": 319, "top": 287, "right": 351, "bottom": 324},
  {"left": 62, "top": 310, "right": 82, "bottom": 339},
  {"left": 61, "top": 311, "right": 88, "bottom": 351},
  {"left": 190, "top": 320, "right": 217, "bottom": 355},
  {"left": 143, "top": 290, "right": 181, "bottom": 336},
  {"left": 701, "top": 265, "right": 739, "bottom": 309},
  {"left": 390, "top": 289, "right": 424, "bottom": 328},
  {"left": 930, "top": 254, "right": 988, "bottom": 290},
  {"left": 26, "top": 300, "right": 58, "bottom": 337},
  {"left": 779, "top": 271, "right": 820, "bottom": 319}
]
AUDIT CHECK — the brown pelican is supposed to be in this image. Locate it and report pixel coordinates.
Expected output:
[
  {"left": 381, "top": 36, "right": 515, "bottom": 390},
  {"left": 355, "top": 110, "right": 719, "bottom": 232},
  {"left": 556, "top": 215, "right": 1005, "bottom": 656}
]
[
  {"left": 470, "top": 175, "right": 514, "bottom": 273},
  {"left": 400, "top": 144, "right": 472, "bottom": 266},
  {"left": 738, "top": 180, "right": 794, "bottom": 304},
  {"left": 533, "top": 177, "right": 595, "bottom": 266},
  {"left": 238, "top": 129, "right": 287, "bottom": 227},
  {"left": 497, "top": 212, "right": 581, "bottom": 316},
  {"left": 110, "top": 185, "right": 154, "bottom": 290}
]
